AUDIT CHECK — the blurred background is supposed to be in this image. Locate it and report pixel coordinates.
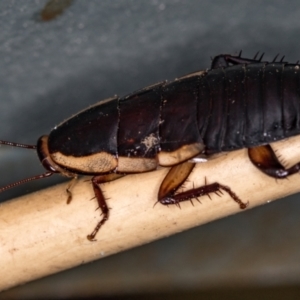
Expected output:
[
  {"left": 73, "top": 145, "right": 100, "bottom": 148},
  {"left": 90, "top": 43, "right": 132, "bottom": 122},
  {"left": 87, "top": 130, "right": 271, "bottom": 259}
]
[{"left": 1, "top": 0, "right": 300, "bottom": 299}]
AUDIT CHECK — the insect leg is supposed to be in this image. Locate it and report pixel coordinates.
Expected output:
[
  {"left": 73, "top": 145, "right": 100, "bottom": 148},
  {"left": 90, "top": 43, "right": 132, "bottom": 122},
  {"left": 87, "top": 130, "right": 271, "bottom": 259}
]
[
  {"left": 248, "top": 145, "right": 300, "bottom": 178},
  {"left": 158, "top": 161, "right": 195, "bottom": 202},
  {"left": 66, "top": 177, "right": 78, "bottom": 204},
  {"left": 87, "top": 173, "right": 125, "bottom": 241},
  {"left": 158, "top": 161, "right": 248, "bottom": 209},
  {"left": 211, "top": 53, "right": 265, "bottom": 69}
]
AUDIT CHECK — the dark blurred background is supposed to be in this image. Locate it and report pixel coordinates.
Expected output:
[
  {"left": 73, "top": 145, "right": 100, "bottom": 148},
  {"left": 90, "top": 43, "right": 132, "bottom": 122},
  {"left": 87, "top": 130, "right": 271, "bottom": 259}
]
[{"left": 1, "top": 0, "right": 300, "bottom": 299}]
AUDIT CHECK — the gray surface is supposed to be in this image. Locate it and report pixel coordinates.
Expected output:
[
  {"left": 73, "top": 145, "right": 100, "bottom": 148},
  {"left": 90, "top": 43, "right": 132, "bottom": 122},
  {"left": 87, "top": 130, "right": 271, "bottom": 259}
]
[{"left": 1, "top": 0, "right": 300, "bottom": 298}]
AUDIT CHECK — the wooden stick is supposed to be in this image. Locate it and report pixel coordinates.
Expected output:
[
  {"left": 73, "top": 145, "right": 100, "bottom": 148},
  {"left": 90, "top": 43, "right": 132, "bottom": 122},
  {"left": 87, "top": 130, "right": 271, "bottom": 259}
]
[{"left": 1, "top": 136, "right": 300, "bottom": 291}]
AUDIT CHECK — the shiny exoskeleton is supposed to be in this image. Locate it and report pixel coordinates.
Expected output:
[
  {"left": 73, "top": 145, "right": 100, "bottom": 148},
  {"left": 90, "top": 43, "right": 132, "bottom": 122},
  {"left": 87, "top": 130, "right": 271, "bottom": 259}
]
[{"left": 1, "top": 52, "right": 300, "bottom": 241}]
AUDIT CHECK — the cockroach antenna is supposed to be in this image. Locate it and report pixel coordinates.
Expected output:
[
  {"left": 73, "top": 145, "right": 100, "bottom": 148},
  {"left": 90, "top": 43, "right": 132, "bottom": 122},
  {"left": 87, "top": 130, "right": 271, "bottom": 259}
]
[
  {"left": 0, "top": 140, "right": 36, "bottom": 149},
  {"left": 0, "top": 140, "right": 53, "bottom": 193}
]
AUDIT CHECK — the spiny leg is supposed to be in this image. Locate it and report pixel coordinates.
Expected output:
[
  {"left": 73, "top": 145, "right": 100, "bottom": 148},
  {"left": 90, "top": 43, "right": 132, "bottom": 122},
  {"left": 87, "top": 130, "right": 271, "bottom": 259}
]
[
  {"left": 158, "top": 161, "right": 248, "bottom": 209},
  {"left": 248, "top": 145, "right": 300, "bottom": 178},
  {"left": 211, "top": 53, "right": 266, "bottom": 69},
  {"left": 87, "top": 173, "right": 125, "bottom": 241},
  {"left": 171, "top": 181, "right": 248, "bottom": 209}
]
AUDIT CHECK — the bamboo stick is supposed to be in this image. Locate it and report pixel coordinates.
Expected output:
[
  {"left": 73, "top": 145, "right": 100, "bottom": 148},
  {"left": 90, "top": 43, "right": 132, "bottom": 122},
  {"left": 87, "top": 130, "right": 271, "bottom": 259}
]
[{"left": 1, "top": 136, "right": 300, "bottom": 291}]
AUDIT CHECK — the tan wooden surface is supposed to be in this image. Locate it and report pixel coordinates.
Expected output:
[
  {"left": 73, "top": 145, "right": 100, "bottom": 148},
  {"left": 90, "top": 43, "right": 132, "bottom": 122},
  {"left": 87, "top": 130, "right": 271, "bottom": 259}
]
[{"left": 1, "top": 136, "right": 300, "bottom": 291}]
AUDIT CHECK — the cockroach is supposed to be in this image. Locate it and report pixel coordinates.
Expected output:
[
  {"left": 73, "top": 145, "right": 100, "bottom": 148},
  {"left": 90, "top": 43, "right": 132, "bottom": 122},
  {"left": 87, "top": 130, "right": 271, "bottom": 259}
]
[{"left": 1, "top": 52, "right": 300, "bottom": 241}]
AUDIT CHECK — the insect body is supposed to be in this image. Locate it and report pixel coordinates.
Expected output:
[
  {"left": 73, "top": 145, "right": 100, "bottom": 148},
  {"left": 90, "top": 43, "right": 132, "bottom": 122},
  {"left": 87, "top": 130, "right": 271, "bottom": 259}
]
[{"left": 1, "top": 53, "right": 300, "bottom": 241}]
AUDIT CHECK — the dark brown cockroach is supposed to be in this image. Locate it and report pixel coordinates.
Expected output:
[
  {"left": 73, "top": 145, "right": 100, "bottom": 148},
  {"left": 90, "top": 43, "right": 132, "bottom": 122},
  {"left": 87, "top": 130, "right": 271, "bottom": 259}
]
[{"left": 1, "top": 52, "right": 300, "bottom": 241}]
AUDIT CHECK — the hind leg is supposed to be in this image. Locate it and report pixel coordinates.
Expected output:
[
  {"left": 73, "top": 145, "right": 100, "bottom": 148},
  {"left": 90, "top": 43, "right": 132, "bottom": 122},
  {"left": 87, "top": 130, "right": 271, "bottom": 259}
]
[
  {"left": 211, "top": 52, "right": 266, "bottom": 69},
  {"left": 248, "top": 145, "right": 300, "bottom": 179}
]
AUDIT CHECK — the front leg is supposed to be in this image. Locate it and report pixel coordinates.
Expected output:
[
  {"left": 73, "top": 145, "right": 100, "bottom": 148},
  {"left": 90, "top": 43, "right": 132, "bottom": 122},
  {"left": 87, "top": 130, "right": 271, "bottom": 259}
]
[{"left": 88, "top": 173, "right": 125, "bottom": 241}]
